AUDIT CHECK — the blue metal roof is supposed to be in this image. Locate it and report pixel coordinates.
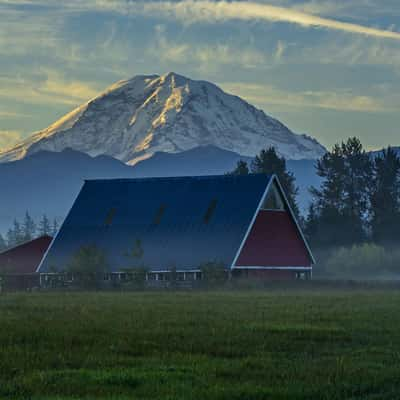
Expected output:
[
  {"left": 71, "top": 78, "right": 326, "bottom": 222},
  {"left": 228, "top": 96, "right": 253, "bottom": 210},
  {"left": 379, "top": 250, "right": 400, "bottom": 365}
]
[{"left": 39, "top": 174, "right": 271, "bottom": 272}]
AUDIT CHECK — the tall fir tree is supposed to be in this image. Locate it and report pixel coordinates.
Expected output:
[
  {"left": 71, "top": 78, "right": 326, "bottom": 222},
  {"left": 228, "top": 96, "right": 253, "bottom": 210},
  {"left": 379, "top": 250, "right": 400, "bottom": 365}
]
[
  {"left": 307, "top": 137, "right": 372, "bottom": 248},
  {"left": 52, "top": 218, "right": 59, "bottom": 236},
  {"left": 251, "top": 147, "right": 299, "bottom": 217},
  {"left": 370, "top": 147, "right": 400, "bottom": 245},
  {"left": 22, "top": 211, "right": 36, "bottom": 241},
  {"left": 229, "top": 160, "right": 249, "bottom": 175},
  {"left": 7, "top": 219, "right": 23, "bottom": 247},
  {"left": 0, "top": 233, "right": 6, "bottom": 251},
  {"left": 38, "top": 214, "right": 52, "bottom": 236}
]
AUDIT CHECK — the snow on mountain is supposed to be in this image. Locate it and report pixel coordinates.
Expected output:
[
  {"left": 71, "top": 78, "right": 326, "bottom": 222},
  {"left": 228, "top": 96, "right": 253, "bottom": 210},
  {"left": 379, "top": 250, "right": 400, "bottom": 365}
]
[{"left": 0, "top": 72, "right": 326, "bottom": 164}]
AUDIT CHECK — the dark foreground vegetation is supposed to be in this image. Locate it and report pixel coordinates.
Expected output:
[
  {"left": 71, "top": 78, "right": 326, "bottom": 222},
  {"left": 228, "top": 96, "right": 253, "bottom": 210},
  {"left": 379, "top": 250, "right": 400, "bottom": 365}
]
[{"left": 1, "top": 288, "right": 400, "bottom": 399}]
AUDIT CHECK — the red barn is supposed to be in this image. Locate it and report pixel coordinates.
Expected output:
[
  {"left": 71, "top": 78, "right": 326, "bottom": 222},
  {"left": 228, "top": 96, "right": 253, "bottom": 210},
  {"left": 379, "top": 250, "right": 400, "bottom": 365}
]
[
  {"left": 39, "top": 174, "right": 314, "bottom": 282},
  {"left": 0, "top": 235, "right": 52, "bottom": 289}
]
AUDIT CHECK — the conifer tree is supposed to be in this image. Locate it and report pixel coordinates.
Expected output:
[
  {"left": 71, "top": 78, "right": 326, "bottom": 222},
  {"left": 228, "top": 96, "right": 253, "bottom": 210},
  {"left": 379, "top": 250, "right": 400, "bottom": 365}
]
[
  {"left": 52, "top": 218, "right": 59, "bottom": 236},
  {"left": 22, "top": 211, "right": 36, "bottom": 241},
  {"left": 307, "top": 137, "right": 372, "bottom": 248},
  {"left": 0, "top": 233, "right": 6, "bottom": 251},
  {"left": 38, "top": 214, "right": 51, "bottom": 236},
  {"left": 11, "top": 219, "right": 24, "bottom": 246},
  {"left": 230, "top": 160, "right": 249, "bottom": 175},
  {"left": 370, "top": 147, "right": 400, "bottom": 245}
]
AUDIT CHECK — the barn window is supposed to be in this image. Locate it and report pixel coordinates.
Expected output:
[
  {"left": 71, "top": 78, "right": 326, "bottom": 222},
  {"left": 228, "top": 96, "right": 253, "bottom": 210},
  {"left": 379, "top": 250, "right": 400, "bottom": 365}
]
[
  {"left": 203, "top": 199, "right": 218, "bottom": 223},
  {"left": 153, "top": 204, "right": 166, "bottom": 225},
  {"left": 261, "top": 182, "right": 285, "bottom": 211},
  {"left": 104, "top": 208, "right": 117, "bottom": 226}
]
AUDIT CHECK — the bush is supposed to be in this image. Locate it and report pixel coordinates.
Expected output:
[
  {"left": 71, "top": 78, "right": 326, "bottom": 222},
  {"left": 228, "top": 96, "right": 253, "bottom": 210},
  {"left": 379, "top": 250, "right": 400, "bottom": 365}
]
[
  {"left": 317, "top": 244, "right": 400, "bottom": 279},
  {"left": 68, "top": 245, "right": 109, "bottom": 289},
  {"left": 200, "top": 261, "right": 228, "bottom": 285}
]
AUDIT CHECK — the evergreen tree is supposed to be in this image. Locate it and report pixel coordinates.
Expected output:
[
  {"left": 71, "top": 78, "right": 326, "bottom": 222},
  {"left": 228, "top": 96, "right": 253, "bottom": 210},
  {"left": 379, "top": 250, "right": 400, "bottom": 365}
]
[
  {"left": 307, "top": 137, "right": 372, "bottom": 248},
  {"left": 370, "top": 147, "right": 400, "bottom": 245},
  {"left": 0, "top": 233, "right": 6, "bottom": 251},
  {"left": 22, "top": 211, "right": 36, "bottom": 241},
  {"left": 12, "top": 219, "right": 24, "bottom": 246},
  {"left": 52, "top": 218, "right": 59, "bottom": 236},
  {"left": 38, "top": 214, "right": 51, "bottom": 236},
  {"left": 6, "top": 228, "right": 15, "bottom": 248},
  {"left": 251, "top": 147, "right": 299, "bottom": 217},
  {"left": 230, "top": 160, "right": 249, "bottom": 175}
]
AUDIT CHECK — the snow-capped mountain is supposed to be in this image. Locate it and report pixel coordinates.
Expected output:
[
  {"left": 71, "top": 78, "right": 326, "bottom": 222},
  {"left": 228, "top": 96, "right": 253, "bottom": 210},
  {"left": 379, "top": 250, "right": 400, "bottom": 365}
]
[{"left": 0, "top": 72, "right": 326, "bottom": 164}]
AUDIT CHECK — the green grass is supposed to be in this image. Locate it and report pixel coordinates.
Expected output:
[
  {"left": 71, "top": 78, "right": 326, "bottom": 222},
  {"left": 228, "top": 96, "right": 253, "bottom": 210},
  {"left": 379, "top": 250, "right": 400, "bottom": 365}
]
[{"left": 1, "top": 288, "right": 400, "bottom": 399}]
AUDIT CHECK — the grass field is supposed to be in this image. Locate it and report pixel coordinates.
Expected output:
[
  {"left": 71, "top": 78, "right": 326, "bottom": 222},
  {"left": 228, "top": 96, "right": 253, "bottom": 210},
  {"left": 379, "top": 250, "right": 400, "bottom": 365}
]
[{"left": 1, "top": 288, "right": 400, "bottom": 399}]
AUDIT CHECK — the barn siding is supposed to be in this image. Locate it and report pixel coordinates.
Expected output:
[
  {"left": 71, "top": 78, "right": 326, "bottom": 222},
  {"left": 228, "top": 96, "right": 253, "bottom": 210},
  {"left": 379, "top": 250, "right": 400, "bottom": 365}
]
[
  {"left": 0, "top": 235, "right": 52, "bottom": 275},
  {"left": 235, "top": 210, "right": 312, "bottom": 267}
]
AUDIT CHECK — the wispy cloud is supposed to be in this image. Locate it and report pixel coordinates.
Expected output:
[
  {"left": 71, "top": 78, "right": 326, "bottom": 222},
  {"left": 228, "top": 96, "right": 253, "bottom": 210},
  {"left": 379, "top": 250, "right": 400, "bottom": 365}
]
[
  {"left": 135, "top": 1, "right": 400, "bottom": 40},
  {"left": 0, "top": 70, "right": 100, "bottom": 106},
  {"left": 222, "top": 82, "right": 399, "bottom": 113},
  {"left": 150, "top": 25, "right": 268, "bottom": 71},
  {"left": 3, "top": 1, "right": 399, "bottom": 40},
  {"left": 0, "top": 130, "right": 22, "bottom": 151}
]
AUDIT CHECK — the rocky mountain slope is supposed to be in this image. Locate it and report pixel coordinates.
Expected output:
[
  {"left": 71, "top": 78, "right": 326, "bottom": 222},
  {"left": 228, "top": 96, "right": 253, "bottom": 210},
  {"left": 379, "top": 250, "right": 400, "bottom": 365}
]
[{"left": 0, "top": 72, "right": 325, "bottom": 164}]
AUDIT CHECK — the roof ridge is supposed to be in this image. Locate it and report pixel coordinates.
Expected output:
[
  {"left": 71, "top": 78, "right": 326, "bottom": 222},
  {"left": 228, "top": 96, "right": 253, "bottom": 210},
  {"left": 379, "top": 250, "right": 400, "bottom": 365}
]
[{"left": 84, "top": 174, "right": 271, "bottom": 183}]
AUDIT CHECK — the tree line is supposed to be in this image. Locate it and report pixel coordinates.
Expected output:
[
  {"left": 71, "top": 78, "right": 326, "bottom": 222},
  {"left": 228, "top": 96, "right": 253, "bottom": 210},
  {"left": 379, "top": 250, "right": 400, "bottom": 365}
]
[
  {"left": 230, "top": 137, "right": 400, "bottom": 254},
  {"left": 0, "top": 212, "right": 59, "bottom": 251}
]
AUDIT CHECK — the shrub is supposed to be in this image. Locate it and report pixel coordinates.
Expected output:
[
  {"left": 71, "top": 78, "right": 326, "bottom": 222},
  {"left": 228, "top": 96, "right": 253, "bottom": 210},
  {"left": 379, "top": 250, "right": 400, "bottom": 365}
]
[
  {"left": 200, "top": 261, "right": 228, "bottom": 285},
  {"left": 319, "top": 243, "right": 400, "bottom": 279},
  {"left": 68, "top": 245, "right": 109, "bottom": 288}
]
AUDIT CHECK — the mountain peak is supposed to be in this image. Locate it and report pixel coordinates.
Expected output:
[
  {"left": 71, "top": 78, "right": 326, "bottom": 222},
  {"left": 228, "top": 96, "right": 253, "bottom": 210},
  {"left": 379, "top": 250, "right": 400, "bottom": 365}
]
[{"left": 0, "top": 73, "right": 326, "bottom": 164}]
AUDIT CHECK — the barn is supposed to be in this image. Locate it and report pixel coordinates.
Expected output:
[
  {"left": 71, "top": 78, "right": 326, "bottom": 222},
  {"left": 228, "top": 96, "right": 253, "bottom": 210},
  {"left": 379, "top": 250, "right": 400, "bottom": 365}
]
[
  {"left": 0, "top": 235, "right": 53, "bottom": 290},
  {"left": 38, "top": 174, "right": 314, "bottom": 282}
]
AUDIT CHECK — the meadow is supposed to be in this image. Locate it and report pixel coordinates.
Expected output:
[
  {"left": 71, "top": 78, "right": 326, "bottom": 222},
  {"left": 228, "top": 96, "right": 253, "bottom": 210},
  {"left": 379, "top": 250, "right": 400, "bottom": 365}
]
[{"left": 1, "top": 288, "right": 400, "bottom": 399}]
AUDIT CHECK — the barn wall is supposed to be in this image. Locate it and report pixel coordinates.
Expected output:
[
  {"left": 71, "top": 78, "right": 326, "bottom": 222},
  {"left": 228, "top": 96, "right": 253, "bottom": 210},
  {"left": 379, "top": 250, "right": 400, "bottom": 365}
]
[
  {"left": 0, "top": 236, "right": 52, "bottom": 274},
  {"left": 235, "top": 210, "right": 312, "bottom": 267}
]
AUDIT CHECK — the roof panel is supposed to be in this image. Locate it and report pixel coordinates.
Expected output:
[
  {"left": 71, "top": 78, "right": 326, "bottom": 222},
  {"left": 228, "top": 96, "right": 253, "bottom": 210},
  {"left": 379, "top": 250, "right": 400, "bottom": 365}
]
[{"left": 39, "top": 175, "right": 271, "bottom": 272}]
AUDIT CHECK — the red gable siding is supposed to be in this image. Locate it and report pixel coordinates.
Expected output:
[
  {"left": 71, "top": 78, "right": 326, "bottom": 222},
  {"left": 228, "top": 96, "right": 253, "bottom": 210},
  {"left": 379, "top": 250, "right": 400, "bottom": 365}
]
[
  {"left": 0, "top": 236, "right": 52, "bottom": 274},
  {"left": 235, "top": 210, "right": 311, "bottom": 267}
]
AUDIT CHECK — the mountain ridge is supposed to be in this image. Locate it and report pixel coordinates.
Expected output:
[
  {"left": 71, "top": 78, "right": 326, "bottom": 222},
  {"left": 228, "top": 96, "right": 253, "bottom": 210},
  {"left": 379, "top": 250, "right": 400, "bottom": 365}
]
[{"left": 0, "top": 72, "right": 326, "bottom": 164}]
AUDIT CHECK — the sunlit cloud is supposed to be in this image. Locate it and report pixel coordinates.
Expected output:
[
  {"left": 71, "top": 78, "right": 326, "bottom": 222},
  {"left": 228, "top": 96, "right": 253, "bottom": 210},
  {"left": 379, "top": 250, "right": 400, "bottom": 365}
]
[
  {"left": 134, "top": 1, "right": 400, "bottom": 40},
  {"left": 3, "top": 1, "right": 399, "bottom": 40},
  {"left": 0, "top": 130, "right": 22, "bottom": 151},
  {"left": 0, "top": 71, "right": 100, "bottom": 106},
  {"left": 151, "top": 25, "right": 268, "bottom": 72},
  {"left": 222, "top": 82, "right": 399, "bottom": 113}
]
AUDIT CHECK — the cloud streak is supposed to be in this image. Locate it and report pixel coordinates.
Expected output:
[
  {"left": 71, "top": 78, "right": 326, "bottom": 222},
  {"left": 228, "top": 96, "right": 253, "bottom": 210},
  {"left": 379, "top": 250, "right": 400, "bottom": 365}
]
[
  {"left": 222, "top": 82, "right": 399, "bottom": 113},
  {"left": 0, "top": 130, "right": 22, "bottom": 151},
  {"left": 134, "top": 1, "right": 400, "bottom": 41},
  {"left": 4, "top": 1, "right": 399, "bottom": 40}
]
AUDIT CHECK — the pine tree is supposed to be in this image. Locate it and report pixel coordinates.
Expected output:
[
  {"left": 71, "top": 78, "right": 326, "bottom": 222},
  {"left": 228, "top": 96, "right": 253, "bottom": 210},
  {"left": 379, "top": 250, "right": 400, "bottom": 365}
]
[
  {"left": 12, "top": 219, "right": 23, "bottom": 245},
  {"left": 307, "top": 137, "right": 372, "bottom": 248},
  {"left": 230, "top": 160, "right": 249, "bottom": 175},
  {"left": 38, "top": 214, "right": 51, "bottom": 236},
  {"left": 370, "top": 147, "right": 400, "bottom": 245},
  {"left": 6, "top": 228, "right": 15, "bottom": 248},
  {"left": 0, "top": 233, "right": 6, "bottom": 251},
  {"left": 251, "top": 147, "right": 299, "bottom": 217},
  {"left": 22, "top": 211, "right": 36, "bottom": 241},
  {"left": 52, "top": 218, "right": 59, "bottom": 236},
  {"left": 341, "top": 137, "right": 372, "bottom": 237}
]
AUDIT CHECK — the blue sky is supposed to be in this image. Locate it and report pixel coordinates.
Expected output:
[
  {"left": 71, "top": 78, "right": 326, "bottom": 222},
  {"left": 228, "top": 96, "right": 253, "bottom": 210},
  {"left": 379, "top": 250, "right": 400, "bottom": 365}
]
[{"left": 0, "top": 0, "right": 399, "bottom": 152}]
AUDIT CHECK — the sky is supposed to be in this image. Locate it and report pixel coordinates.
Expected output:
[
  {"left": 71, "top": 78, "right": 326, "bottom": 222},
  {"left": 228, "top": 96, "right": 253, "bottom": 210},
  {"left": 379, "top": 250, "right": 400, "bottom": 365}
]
[{"left": 0, "top": 0, "right": 400, "bottom": 152}]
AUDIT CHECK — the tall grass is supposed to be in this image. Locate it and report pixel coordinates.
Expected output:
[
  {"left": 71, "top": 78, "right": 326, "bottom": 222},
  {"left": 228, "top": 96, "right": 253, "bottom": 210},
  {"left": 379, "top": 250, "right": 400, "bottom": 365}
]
[{"left": 1, "top": 289, "right": 400, "bottom": 399}]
